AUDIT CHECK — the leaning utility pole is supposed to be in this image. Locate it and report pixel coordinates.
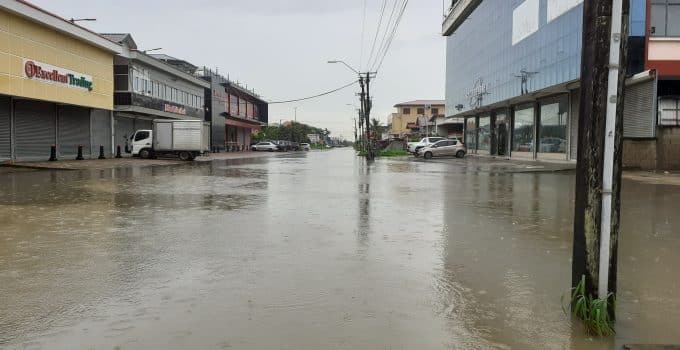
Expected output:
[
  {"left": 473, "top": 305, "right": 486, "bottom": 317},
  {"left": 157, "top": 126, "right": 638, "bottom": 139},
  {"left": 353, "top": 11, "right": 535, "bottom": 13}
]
[{"left": 572, "top": 0, "right": 629, "bottom": 314}]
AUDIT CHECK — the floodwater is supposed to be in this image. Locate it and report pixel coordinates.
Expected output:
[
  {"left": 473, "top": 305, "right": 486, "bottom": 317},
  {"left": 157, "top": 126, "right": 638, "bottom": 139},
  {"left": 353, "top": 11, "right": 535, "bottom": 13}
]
[{"left": 0, "top": 149, "right": 678, "bottom": 350}]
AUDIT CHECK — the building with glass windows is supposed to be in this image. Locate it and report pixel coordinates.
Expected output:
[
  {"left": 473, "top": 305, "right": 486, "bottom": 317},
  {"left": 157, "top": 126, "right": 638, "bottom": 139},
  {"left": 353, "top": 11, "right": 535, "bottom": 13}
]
[
  {"left": 443, "top": 0, "right": 680, "bottom": 168},
  {"left": 196, "top": 67, "right": 268, "bottom": 152},
  {"left": 102, "top": 34, "right": 209, "bottom": 155}
]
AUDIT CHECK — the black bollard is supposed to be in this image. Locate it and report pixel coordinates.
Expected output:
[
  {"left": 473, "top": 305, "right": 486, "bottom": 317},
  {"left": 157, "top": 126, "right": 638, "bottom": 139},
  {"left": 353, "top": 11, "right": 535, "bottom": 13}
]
[
  {"left": 76, "top": 145, "right": 84, "bottom": 160},
  {"left": 98, "top": 145, "right": 106, "bottom": 159},
  {"left": 115, "top": 145, "right": 122, "bottom": 158},
  {"left": 49, "top": 145, "right": 57, "bottom": 161}
]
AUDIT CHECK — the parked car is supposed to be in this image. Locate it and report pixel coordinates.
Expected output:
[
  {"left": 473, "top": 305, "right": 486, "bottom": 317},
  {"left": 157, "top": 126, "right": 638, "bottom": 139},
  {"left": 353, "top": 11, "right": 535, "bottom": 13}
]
[
  {"left": 300, "top": 143, "right": 311, "bottom": 151},
  {"left": 408, "top": 137, "right": 446, "bottom": 154},
  {"left": 418, "top": 139, "right": 466, "bottom": 159},
  {"left": 252, "top": 141, "right": 280, "bottom": 152}
]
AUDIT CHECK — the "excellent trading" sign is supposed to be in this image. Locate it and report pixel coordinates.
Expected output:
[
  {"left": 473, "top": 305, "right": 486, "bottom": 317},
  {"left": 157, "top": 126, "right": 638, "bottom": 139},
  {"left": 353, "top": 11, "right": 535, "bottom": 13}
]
[{"left": 23, "top": 59, "right": 94, "bottom": 92}]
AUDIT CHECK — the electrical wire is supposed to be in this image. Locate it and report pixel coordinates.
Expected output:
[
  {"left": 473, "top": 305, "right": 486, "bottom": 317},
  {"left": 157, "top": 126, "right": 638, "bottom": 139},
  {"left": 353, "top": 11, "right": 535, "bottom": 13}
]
[
  {"left": 368, "top": 0, "right": 400, "bottom": 70},
  {"left": 268, "top": 80, "right": 359, "bottom": 104},
  {"left": 365, "top": 0, "right": 388, "bottom": 71},
  {"left": 359, "top": 0, "right": 368, "bottom": 70},
  {"left": 373, "top": 0, "right": 408, "bottom": 72}
]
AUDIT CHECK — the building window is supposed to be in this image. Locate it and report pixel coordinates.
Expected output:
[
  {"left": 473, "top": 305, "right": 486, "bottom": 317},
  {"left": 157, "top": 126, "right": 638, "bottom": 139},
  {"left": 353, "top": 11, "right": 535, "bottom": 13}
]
[
  {"left": 417, "top": 108, "right": 425, "bottom": 115},
  {"left": 465, "top": 118, "right": 477, "bottom": 151},
  {"left": 134, "top": 77, "right": 139, "bottom": 92},
  {"left": 431, "top": 108, "right": 439, "bottom": 115},
  {"left": 538, "top": 97, "right": 568, "bottom": 154},
  {"left": 478, "top": 114, "right": 491, "bottom": 151},
  {"left": 403, "top": 108, "right": 411, "bottom": 115},
  {"left": 513, "top": 105, "right": 535, "bottom": 153},
  {"left": 651, "top": 0, "right": 680, "bottom": 37}
]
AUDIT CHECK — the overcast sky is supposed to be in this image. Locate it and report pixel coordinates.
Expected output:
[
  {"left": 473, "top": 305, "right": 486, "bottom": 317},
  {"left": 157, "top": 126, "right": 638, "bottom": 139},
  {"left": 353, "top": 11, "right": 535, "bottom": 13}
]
[{"left": 33, "top": 0, "right": 446, "bottom": 139}]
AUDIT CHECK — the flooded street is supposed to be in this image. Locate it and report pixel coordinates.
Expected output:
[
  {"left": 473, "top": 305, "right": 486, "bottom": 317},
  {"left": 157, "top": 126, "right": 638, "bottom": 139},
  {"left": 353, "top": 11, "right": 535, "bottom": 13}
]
[{"left": 1, "top": 149, "right": 679, "bottom": 349}]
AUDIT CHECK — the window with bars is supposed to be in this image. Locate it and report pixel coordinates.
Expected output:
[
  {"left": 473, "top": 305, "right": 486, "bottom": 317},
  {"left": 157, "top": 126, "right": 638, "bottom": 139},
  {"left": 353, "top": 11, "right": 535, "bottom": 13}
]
[{"left": 659, "top": 98, "right": 680, "bottom": 126}]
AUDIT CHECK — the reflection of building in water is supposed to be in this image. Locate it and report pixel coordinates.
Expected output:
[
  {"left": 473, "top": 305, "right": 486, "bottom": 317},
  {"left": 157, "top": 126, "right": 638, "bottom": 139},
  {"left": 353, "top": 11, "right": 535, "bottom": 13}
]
[
  {"left": 443, "top": 0, "right": 680, "bottom": 169},
  {"left": 436, "top": 168, "right": 575, "bottom": 348}
]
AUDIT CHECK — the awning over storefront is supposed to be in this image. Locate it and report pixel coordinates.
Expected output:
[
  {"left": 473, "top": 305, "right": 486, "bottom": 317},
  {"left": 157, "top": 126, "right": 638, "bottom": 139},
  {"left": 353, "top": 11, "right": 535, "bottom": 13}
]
[{"left": 225, "top": 118, "right": 262, "bottom": 129}]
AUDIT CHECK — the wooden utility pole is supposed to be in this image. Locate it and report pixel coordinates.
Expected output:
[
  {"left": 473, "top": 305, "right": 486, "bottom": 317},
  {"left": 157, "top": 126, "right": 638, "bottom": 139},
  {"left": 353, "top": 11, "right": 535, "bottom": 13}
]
[
  {"left": 572, "top": 0, "right": 629, "bottom": 313},
  {"left": 364, "top": 72, "right": 374, "bottom": 160}
]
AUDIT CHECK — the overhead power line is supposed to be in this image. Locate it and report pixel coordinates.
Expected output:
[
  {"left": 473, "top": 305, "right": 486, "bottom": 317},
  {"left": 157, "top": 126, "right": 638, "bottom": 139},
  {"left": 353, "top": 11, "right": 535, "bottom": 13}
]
[
  {"left": 358, "top": 0, "right": 368, "bottom": 69},
  {"left": 373, "top": 0, "right": 408, "bottom": 72},
  {"left": 368, "top": 0, "right": 401, "bottom": 70},
  {"left": 365, "top": 0, "right": 388, "bottom": 71},
  {"left": 268, "top": 80, "right": 359, "bottom": 104}
]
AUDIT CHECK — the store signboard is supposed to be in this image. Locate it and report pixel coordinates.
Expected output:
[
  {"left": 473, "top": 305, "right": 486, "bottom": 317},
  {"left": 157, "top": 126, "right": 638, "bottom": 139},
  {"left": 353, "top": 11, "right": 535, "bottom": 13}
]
[{"left": 23, "top": 59, "right": 93, "bottom": 92}]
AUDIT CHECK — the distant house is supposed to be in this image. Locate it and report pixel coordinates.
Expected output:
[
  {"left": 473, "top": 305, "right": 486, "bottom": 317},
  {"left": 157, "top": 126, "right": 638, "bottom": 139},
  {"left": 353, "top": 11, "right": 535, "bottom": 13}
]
[{"left": 389, "top": 100, "right": 462, "bottom": 138}]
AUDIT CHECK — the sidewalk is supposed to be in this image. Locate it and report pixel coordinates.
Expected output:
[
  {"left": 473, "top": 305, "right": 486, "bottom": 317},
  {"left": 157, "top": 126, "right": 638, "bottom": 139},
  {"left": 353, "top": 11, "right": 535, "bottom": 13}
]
[
  {"left": 0, "top": 151, "right": 276, "bottom": 172},
  {"left": 623, "top": 170, "right": 680, "bottom": 186}
]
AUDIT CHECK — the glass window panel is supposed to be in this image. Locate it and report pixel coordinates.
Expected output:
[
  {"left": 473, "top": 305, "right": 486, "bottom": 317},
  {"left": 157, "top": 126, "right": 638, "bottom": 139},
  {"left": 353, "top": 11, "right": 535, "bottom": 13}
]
[
  {"left": 668, "top": 5, "right": 680, "bottom": 36},
  {"left": 513, "top": 106, "right": 534, "bottom": 152},
  {"left": 539, "top": 98, "right": 568, "bottom": 153},
  {"left": 651, "top": 4, "right": 667, "bottom": 36},
  {"left": 478, "top": 115, "right": 491, "bottom": 151},
  {"left": 465, "top": 118, "right": 477, "bottom": 150}
]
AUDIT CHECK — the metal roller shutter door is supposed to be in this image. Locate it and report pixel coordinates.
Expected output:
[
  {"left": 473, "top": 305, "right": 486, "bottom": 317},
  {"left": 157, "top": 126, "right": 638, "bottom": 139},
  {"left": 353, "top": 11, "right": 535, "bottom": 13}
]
[
  {"left": 134, "top": 119, "right": 152, "bottom": 131},
  {"left": 0, "top": 96, "right": 10, "bottom": 159},
  {"left": 58, "top": 105, "right": 91, "bottom": 157},
  {"left": 15, "top": 100, "right": 55, "bottom": 160},
  {"left": 624, "top": 78, "right": 656, "bottom": 138},
  {"left": 114, "top": 116, "right": 135, "bottom": 153},
  {"left": 91, "top": 109, "right": 111, "bottom": 156}
]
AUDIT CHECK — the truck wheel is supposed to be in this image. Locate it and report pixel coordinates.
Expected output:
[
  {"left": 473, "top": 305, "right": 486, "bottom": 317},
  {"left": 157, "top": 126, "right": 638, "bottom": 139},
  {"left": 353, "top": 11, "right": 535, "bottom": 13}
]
[
  {"left": 139, "top": 149, "right": 152, "bottom": 159},
  {"left": 178, "top": 151, "right": 192, "bottom": 161},
  {"left": 424, "top": 152, "right": 433, "bottom": 159}
]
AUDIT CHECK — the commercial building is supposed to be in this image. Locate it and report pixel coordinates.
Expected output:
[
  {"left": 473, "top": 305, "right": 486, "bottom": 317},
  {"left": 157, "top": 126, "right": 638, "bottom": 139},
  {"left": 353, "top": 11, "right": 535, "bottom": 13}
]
[
  {"left": 196, "top": 68, "right": 268, "bottom": 152},
  {"left": 0, "top": 0, "right": 121, "bottom": 161},
  {"left": 443, "top": 0, "right": 680, "bottom": 168},
  {"left": 102, "top": 34, "right": 209, "bottom": 154},
  {"left": 390, "top": 100, "right": 462, "bottom": 138}
]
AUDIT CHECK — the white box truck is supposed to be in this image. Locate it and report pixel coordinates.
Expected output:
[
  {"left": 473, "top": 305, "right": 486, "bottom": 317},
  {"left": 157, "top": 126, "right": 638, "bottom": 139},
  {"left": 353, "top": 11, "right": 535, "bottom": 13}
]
[{"left": 130, "top": 119, "right": 210, "bottom": 161}]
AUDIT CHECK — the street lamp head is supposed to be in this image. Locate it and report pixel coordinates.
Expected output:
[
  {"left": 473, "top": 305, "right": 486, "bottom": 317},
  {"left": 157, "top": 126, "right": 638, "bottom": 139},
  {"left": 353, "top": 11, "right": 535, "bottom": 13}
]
[{"left": 328, "top": 60, "right": 339, "bottom": 64}]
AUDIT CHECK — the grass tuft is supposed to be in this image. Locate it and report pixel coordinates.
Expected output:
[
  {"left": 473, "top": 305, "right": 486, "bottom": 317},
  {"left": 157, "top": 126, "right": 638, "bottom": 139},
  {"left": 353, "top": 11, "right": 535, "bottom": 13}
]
[{"left": 562, "top": 275, "right": 616, "bottom": 337}]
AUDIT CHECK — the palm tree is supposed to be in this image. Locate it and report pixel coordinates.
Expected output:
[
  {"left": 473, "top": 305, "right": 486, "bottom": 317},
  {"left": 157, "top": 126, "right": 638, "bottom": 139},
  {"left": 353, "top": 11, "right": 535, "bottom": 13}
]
[{"left": 370, "top": 118, "right": 384, "bottom": 136}]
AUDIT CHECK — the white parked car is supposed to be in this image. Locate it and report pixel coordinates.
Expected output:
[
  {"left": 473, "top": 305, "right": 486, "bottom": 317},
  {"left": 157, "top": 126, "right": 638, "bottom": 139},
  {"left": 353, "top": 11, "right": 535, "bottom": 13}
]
[
  {"left": 300, "top": 143, "right": 311, "bottom": 151},
  {"left": 408, "top": 137, "right": 446, "bottom": 154},
  {"left": 417, "top": 139, "right": 467, "bottom": 159},
  {"left": 251, "top": 142, "right": 279, "bottom": 152}
]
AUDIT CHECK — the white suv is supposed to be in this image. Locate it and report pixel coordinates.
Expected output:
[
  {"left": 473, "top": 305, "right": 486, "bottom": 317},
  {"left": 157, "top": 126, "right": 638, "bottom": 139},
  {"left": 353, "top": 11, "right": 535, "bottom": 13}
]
[{"left": 408, "top": 137, "right": 446, "bottom": 154}]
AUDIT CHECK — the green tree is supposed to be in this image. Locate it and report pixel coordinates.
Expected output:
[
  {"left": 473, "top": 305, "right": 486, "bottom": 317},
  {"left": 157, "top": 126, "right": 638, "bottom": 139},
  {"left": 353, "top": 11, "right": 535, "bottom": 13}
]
[{"left": 371, "top": 118, "right": 384, "bottom": 136}]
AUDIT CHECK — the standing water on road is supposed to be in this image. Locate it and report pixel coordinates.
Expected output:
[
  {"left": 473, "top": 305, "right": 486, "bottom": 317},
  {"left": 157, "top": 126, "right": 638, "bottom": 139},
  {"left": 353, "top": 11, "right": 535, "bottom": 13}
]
[{"left": 1, "top": 149, "right": 679, "bottom": 349}]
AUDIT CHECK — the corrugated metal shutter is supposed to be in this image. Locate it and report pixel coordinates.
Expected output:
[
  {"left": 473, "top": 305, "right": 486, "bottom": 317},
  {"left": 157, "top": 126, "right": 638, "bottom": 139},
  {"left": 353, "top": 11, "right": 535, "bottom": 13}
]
[
  {"left": 114, "top": 115, "right": 135, "bottom": 152},
  {"left": 58, "top": 105, "right": 91, "bottom": 157},
  {"left": 91, "top": 109, "right": 111, "bottom": 156},
  {"left": 570, "top": 90, "right": 579, "bottom": 160},
  {"left": 0, "top": 96, "right": 10, "bottom": 159},
  {"left": 135, "top": 119, "right": 152, "bottom": 131},
  {"left": 15, "top": 100, "right": 55, "bottom": 160},
  {"left": 624, "top": 78, "right": 656, "bottom": 138}
]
